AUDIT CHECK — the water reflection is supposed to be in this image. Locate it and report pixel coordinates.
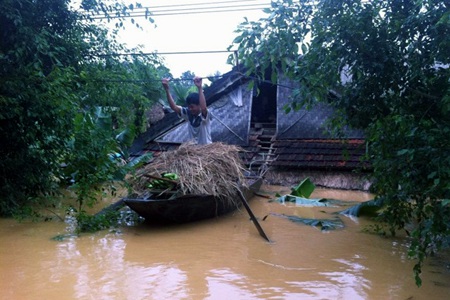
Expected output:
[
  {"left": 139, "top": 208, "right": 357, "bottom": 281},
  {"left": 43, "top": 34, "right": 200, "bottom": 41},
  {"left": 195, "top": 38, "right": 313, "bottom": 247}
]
[
  {"left": 206, "top": 268, "right": 255, "bottom": 299},
  {"left": 49, "top": 233, "right": 192, "bottom": 299},
  {"left": 318, "top": 258, "right": 370, "bottom": 299}
]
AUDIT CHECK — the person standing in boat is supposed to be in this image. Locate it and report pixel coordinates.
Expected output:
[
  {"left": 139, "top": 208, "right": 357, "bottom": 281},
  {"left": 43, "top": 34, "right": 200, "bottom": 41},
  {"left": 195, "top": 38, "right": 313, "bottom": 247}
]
[{"left": 162, "top": 76, "right": 212, "bottom": 145}]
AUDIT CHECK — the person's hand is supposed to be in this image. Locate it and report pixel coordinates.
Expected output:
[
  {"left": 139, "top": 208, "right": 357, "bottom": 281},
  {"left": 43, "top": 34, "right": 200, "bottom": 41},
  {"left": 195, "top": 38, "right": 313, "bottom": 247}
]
[
  {"left": 161, "top": 78, "right": 170, "bottom": 90},
  {"left": 193, "top": 76, "right": 202, "bottom": 89}
]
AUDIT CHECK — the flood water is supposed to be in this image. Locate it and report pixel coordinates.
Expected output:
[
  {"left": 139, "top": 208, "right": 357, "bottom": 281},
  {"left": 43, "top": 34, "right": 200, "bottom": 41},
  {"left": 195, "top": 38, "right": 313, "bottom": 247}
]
[{"left": 1, "top": 185, "right": 449, "bottom": 300}]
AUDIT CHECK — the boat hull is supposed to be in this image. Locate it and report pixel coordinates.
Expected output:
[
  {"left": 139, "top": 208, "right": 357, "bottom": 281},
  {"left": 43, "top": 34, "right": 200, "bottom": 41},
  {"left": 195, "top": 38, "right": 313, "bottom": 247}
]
[{"left": 124, "top": 177, "right": 263, "bottom": 223}]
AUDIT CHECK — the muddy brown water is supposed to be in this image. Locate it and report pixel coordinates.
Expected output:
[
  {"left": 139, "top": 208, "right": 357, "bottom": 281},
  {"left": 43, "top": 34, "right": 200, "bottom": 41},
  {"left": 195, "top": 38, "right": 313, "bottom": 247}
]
[{"left": 1, "top": 185, "right": 449, "bottom": 300}]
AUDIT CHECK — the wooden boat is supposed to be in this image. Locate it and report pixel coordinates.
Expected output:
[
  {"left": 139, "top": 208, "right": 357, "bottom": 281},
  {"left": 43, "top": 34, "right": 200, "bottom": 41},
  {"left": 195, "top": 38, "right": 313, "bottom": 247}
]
[{"left": 123, "top": 176, "right": 263, "bottom": 223}]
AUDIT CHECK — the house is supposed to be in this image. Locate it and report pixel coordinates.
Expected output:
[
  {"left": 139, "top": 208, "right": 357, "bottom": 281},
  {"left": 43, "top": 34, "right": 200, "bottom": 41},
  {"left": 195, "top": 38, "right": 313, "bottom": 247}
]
[{"left": 130, "top": 67, "right": 372, "bottom": 191}]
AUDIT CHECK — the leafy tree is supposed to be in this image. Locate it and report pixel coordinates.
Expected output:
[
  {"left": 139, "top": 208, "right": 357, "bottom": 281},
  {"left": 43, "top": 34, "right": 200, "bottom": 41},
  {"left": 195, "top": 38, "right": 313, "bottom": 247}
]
[
  {"left": 179, "top": 70, "right": 197, "bottom": 87},
  {"left": 0, "top": 0, "right": 163, "bottom": 216},
  {"left": 231, "top": 0, "right": 449, "bottom": 286},
  {"left": 1, "top": 0, "right": 81, "bottom": 214},
  {"left": 168, "top": 70, "right": 197, "bottom": 105}
]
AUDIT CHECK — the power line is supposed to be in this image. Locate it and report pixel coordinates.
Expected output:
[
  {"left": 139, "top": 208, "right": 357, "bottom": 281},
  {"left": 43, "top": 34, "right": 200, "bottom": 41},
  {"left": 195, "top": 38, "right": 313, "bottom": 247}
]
[
  {"left": 86, "top": 50, "right": 235, "bottom": 58},
  {"left": 89, "top": 75, "right": 225, "bottom": 84},
  {"left": 139, "top": 0, "right": 269, "bottom": 10},
  {"left": 82, "top": 2, "right": 270, "bottom": 19},
  {"left": 88, "top": 7, "right": 270, "bottom": 19},
  {"left": 88, "top": 73, "right": 296, "bottom": 90},
  {"left": 80, "top": 0, "right": 270, "bottom": 15}
]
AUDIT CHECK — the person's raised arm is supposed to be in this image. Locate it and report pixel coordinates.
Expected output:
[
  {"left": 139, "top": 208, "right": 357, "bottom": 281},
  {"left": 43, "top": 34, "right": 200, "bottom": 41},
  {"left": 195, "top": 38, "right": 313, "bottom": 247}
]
[
  {"left": 162, "top": 78, "right": 181, "bottom": 115},
  {"left": 194, "top": 76, "right": 207, "bottom": 117}
]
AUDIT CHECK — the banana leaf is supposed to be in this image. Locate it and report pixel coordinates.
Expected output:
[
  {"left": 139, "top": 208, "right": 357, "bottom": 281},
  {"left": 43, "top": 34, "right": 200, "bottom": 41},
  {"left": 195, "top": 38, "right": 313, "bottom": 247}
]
[
  {"left": 339, "top": 198, "right": 384, "bottom": 217},
  {"left": 271, "top": 213, "right": 345, "bottom": 231},
  {"left": 290, "top": 177, "right": 315, "bottom": 198},
  {"left": 127, "top": 152, "right": 153, "bottom": 168},
  {"left": 276, "top": 195, "right": 336, "bottom": 207},
  {"left": 112, "top": 152, "right": 153, "bottom": 180}
]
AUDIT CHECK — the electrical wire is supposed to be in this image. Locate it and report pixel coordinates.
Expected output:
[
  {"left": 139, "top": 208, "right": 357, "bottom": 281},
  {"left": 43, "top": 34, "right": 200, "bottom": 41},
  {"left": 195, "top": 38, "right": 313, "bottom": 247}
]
[
  {"left": 77, "top": 0, "right": 268, "bottom": 12},
  {"left": 76, "top": 2, "right": 270, "bottom": 57},
  {"left": 87, "top": 7, "right": 270, "bottom": 19},
  {"left": 79, "top": 0, "right": 270, "bottom": 15},
  {"left": 80, "top": 1, "right": 271, "bottom": 19},
  {"left": 137, "top": 0, "right": 269, "bottom": 10},
  {"left": 74, "top": 2, "right": 298, "bottom": 94},
  {"left": 86, "top": 50, "right": 234, "bottom": 57},
  {"left": 87, "top": 72, "right": 296, "bottom": 90},
  {"left": 88, "top": 75, "right": 225, "bottom": 84}
]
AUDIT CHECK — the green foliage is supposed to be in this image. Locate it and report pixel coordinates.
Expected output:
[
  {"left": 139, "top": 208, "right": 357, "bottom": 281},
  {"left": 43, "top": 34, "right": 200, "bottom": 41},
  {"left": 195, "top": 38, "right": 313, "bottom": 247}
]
[
  {"left": 80, "top": 0, "right": 154, "bottom": 30},
  {"left": 272, "top": 177, "right": 348, "bottom": 231},
  {"left": 63, "top": 109, "right": 121, "bottom": 210},
  {"left": 276, "top": 195, "right": 333, "bottom": 206},
  {"left": 78, "top": 55, "right": 163, "bottom": 133},
  {"left": 231, "top": 0, "right": 450, "bottom": 286},
  {"left": 340, "top": 198, "right": 384, "bottom": 217},
  {"left": 171, "top": 84, "right": 195, "bottom": 106},
  {"left": 75, "top": 210, "right": 121, "bottom": 233},
  {"left": 0, "top": 0, "right": 164, "bottom": 216},
  {"left": 362, "top": 223, "right": 390, "bottom": 237},
  {"left": 291, "top": 177, "right": 315, "bottom": 198},
  {"left": 57, "top": 201, "right": 143, "bottom": 235},
  {"left": 0, "top": 0, "right": 80, "bottom": 215},
  {"left": 169, "top": 71, "right": 198, "bottom": 105},
  {"left": 275, "top": 178, "right": 343, "bottom": 207},
  {"left": 179, "top": 71, "right": 196, "bottom": 88},
  {"left": 271, "top": 213, "right": 345, "bottom": 231}
]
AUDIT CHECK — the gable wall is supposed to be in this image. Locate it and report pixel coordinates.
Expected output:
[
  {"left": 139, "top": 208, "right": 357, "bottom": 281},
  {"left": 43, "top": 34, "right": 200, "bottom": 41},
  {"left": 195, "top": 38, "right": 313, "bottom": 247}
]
[{"left": 156, "top": 83, "right": 253, "bottom": 146}]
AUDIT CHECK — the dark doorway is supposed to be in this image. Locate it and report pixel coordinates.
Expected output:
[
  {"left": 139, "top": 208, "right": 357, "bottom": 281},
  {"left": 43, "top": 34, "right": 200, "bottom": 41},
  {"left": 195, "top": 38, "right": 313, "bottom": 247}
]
[{"left": 251, "top": 80, "right": 277, "bottom": 123}]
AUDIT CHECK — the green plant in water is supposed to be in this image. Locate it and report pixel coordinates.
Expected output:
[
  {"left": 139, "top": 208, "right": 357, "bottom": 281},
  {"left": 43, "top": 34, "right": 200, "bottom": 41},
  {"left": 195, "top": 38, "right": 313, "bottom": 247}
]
[
  {"left": 362, "top": 223, "right": 389, "bottom": 237},
  {"left": 271, "top": 213, "right": 345, "bottom": 231},
  {"left": 62, "top": 107, "right": 151, "bottom": 233},
  {"left": 64, "top": 109, "right": 120, "bottom": 211},
  {"left": 291, "top": 177, "right": 315, "bottom": 198},
  {"left": 273, "top": 178, "right": 344, "bottom": 231},
  {"left": 340, "top": 198, "right": 384, "bottom": 217},
  {"left": 76, "top": 210, "right": 121, "bottom": 233}
]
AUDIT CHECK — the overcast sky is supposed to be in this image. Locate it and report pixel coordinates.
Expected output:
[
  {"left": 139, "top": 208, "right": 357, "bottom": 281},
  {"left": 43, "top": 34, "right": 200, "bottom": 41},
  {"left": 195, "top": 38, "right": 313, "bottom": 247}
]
[{"left": 114, "top": 0, "right": 271, "bottom": 78}]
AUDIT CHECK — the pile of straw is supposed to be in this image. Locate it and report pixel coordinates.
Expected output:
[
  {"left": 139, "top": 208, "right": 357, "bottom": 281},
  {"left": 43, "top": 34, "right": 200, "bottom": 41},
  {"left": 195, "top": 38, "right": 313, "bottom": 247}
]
[{"left": 131, "top": 142, "right": 247, "bottom": 201}]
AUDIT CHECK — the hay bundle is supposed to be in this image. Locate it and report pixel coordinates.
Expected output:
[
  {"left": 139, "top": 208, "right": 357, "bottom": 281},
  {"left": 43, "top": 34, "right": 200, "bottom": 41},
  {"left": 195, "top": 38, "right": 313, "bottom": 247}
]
[{"left": 131, "top": 142, "right": 247, "bottom": 202}]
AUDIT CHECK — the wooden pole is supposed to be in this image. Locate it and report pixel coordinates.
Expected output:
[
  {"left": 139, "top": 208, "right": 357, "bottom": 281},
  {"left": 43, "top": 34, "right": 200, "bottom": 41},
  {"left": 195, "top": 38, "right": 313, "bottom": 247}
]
[{"left": 237, "top": 188, "right": 271, "bottom": 242}]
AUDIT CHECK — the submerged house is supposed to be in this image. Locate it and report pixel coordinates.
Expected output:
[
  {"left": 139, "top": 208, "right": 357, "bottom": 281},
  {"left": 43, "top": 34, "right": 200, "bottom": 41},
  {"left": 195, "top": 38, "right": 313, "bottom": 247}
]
[{"left": 130, "top": 67, "right": 372, "bottom": 190}]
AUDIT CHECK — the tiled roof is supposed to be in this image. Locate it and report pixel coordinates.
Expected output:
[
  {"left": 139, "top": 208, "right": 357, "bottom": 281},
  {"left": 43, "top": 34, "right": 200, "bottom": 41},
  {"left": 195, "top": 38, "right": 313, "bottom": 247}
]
[{"left": 271, "top": 139, "right": 369, "bottom": 170}]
